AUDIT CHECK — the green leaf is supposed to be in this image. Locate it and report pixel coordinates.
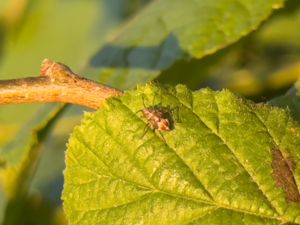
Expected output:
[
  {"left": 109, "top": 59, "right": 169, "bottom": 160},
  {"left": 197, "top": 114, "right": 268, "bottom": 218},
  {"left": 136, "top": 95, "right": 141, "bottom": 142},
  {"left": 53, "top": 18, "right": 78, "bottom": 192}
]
[
  {"left": 0, "top": 104, "right": 66, "bottom": 198},
  {"left": 86, "top": 0, "right": 285, "bottom": 89},
  {"left": 63, "top": 83, "right": 300, "bottom": 225},
  {"left": 157, "top": 1, "right": 300, "bottom": 96},
  {"left": 0, "top": 0, "right": 104, "bottom": 76},
  {"left": 0, "top": 104, "right": 66, "bottom": 224}
]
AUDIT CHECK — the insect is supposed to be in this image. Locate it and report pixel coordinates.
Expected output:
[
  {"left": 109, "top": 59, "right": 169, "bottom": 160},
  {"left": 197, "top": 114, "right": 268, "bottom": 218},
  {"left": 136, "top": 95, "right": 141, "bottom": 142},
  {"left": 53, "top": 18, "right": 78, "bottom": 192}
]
[
  {"left": 141, "top": 106, "right": 173, "bottom": 132},
  {"left": 138, "top": 95, "right": 178, "bottom": 139}
]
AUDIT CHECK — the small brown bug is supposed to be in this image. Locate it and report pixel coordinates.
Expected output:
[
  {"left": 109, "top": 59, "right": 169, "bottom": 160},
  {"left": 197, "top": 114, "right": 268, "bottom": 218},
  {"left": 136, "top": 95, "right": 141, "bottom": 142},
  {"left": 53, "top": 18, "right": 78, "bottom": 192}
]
[
  {"left": 139, "top": 105, "right": 174, "bottom": 139},
  {"left": 137, "top": 95, "right": 178, "bottom": 139},
  {"left": 142, "top": 106, "right": 173, "bottom": 132}
]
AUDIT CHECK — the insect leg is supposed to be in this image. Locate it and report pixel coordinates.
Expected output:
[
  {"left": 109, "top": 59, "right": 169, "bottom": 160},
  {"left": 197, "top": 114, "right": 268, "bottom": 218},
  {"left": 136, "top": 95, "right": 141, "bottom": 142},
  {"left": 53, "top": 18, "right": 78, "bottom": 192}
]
[
  {"left": 136, "top": 109, "right": 144, "bottom": 114},
  {"left": 158, "top": 131, "right": 167, "bottom": 142},
  {"left": 136, "top": 95, "right": 147, "bottom": 114},
  {"left": 141, "top": 124, "right": 150, "bottom": 139}
]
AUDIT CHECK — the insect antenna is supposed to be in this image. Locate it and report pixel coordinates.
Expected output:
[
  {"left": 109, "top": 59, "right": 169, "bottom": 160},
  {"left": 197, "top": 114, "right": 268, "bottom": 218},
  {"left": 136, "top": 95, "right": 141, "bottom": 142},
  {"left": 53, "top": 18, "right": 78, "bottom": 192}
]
[{"left": 135, "top": 95, "right": 147, "bottom": 114}]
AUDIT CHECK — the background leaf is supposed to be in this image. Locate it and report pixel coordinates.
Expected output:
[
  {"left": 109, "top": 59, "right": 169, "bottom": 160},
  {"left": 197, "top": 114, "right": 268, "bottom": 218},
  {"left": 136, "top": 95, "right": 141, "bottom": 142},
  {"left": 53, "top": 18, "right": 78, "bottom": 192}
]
[
  {"left": 63, "top": 83, "right": 300, "bottom": 225},
  {"left": 0, "top": 104, "right": 65, "bottom": 197},
  {"left": 0, "top": 104, "right": 65, "bottom": 224},
  {"left": 0, "top": 0, "right": 142, "bottom": 145},
  {"left": 85, "top": 0, "right": 285, "bottom": 89},
  {"left": 158, "top": 0, "right": 300, "bottom": 100}
]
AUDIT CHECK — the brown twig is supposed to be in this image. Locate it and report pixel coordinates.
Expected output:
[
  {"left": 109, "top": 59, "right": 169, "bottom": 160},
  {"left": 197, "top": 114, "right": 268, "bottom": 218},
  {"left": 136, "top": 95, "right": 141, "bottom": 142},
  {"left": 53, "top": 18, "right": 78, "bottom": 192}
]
[{"left": 0, "top": 59, "right": 123, "bottom": 110}]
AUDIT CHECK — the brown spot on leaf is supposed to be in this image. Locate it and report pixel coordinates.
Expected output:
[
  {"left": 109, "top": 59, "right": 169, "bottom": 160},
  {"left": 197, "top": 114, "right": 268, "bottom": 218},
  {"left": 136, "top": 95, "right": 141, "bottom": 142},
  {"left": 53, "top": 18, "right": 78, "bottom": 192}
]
[{"left": 272, "top": 149, "right": 300, "bottom": 203}]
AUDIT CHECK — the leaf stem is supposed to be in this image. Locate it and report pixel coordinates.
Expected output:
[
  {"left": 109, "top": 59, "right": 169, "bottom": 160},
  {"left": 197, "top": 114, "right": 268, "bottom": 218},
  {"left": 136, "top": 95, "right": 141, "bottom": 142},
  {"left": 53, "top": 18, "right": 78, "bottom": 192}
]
[{"left": 0, "top": 59, "right": 123, "bottom": 109}]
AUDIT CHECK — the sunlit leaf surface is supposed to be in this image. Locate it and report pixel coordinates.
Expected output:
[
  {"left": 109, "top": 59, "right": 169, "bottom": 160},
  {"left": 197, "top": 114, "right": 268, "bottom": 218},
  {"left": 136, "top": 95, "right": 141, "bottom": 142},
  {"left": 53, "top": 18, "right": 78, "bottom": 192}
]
[{"left": 64, "top": 83, "right": 300, "bottom": 224}]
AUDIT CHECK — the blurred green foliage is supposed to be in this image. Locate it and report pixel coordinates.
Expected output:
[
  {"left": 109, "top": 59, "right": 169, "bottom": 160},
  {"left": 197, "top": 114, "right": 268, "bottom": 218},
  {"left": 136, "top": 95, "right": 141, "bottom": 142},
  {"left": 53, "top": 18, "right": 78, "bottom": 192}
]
[
  {"left": 0, "top": 1, "right": 150, "bottom": 224},
  {"left": 159, "top": 0, "right": 300, "bottom": 99},
  {"left": 0, "top": 0, "right": 300, "bottom": 224}
]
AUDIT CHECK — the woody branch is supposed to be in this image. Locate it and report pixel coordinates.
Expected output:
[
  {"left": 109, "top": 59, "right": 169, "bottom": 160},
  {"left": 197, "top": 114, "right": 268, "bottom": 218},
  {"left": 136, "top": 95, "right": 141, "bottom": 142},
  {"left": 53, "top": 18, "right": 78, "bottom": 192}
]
[{"left": 0, "top": 59, "right": 123, "bottom": 110}]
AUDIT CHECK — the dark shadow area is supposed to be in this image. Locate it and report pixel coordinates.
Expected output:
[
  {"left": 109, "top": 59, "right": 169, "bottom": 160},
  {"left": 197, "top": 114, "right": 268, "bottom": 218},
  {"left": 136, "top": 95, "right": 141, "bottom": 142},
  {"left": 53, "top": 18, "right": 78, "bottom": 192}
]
[
  {"left": 90, "top": 34, "right": 187, "bottom": 70},
  {"left": 103, "top": 0, "right": 151, "bottom": 20},
  {"left": 2, "top": 195, "right": 55, "bottom": 225},
  {"left": 157, "top": 46, "right": 232, "bottom": 90},
  {"left": 37, "top": 174, "right": 64, "bottom": 207}
]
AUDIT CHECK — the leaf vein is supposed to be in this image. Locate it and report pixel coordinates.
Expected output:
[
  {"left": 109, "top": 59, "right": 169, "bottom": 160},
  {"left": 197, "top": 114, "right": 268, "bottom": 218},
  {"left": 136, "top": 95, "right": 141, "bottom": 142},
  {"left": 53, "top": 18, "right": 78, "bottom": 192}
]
[
  {"left": 119, "top": 101, "right": 215, "bottom": 201},
  {"left": 168, "top": 91, "right": 280, "bottom": 216},
  {"left": 73, "top": 134, "right": 154, "bottom": 191}
]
